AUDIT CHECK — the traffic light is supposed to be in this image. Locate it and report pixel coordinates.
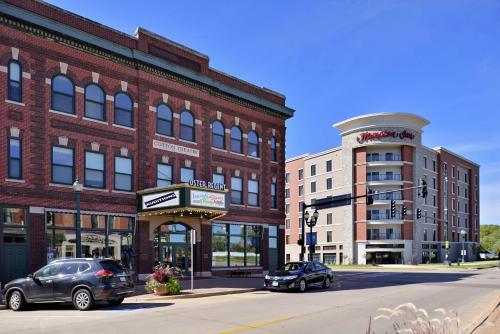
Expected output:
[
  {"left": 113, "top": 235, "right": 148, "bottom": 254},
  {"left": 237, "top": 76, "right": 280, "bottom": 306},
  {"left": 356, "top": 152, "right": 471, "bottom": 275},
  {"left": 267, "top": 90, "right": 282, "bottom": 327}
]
[
  {"left": 402, "top": 205, "right": 407, "bottom": 217},
  {"left": 419, "top": 178, "right": 428, "bottom": 198},
  {"left": 416, "top": 208, "right": 422, "bottom": 219},
  {"left": 390, "top": 200, "right": 396, "bottom": 218},
  {"left": 366, "top": 188, "right": 374, "bottom": 205}
]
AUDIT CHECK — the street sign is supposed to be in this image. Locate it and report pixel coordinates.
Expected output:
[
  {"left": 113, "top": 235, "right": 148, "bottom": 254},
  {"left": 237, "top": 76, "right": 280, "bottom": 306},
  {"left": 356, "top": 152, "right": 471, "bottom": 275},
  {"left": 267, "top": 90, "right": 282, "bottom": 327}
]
[
  {"left": 314, "top": 194, "right": 352, "bottom": 209},
  {"left": 461, "top": 250, "right": 467, "bottom": 256},
  {"left": 190, "top": 229, "right": 196, "bottom": 291}
]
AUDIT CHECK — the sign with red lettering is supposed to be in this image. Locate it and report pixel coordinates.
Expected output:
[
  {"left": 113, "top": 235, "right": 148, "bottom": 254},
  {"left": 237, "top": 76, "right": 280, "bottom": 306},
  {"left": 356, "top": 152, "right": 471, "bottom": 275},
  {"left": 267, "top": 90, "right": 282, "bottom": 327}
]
[{"left": 357, "top": 130, "right": 415, "bottom": 144}]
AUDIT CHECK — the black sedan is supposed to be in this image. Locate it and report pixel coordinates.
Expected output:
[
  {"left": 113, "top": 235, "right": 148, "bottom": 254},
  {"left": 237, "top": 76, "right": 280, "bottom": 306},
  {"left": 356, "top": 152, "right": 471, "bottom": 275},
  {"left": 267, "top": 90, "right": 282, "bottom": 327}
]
[
  {"left": 264, "top": 261, "right": 334, "bottom": 292},
  {"left": 1, "top": 258, "right": 134, "bottom": 311}
]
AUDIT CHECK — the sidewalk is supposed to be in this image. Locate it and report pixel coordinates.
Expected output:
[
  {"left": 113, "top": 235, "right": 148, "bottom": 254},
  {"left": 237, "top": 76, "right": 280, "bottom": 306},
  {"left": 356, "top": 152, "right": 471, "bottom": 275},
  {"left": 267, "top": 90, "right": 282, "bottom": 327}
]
[
  {"left": 125, "top": 276, "right": 265, "bottom": 302},
  {"left": 473, "top": 304, "right": 500, "bottom": 334}
]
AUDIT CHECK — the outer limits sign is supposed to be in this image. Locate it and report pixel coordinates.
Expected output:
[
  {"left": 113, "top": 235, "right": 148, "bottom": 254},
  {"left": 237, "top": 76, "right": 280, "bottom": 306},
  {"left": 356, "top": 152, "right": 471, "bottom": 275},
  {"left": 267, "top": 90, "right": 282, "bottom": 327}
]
[{"left": 357, "top": 130, "right": 415, "bottom": 144}]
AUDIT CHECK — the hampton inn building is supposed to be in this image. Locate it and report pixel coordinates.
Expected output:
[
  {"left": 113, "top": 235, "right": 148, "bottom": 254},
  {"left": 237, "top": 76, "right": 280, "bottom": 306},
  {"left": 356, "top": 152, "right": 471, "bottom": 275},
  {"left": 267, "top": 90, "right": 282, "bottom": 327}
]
[
  {"left": 0, "top": 0, "right": 294, "bottom": 284},
  {"left": 285, "top": 113, "right": 480, "bottom": 265}
]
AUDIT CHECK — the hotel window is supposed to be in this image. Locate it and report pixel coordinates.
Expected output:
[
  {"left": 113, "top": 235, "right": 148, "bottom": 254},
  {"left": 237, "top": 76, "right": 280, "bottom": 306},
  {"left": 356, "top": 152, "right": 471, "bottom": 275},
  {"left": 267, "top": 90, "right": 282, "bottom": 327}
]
[
  {"left": 433, "top": 178, "right": 436, "bottom": 189},
  {"left": 457, "top": 186, "right": 460, "bottom": 197},
  {"left": 285, "top": 204, "right": 290, "bottom": 214},
  {"left": 285, "top": 219, "right": 290, "bottom": 229},
  {"left": 299, "top": 218, "right": 303, "bottom": 228},
  {"left": 157, "top": 163, "right": 172, "bottom": 187},
  {"left": 433, "top": 195, "right": 436, "bottom": 207},
  {"left": 270, "top": 136, "right": 277, "bottom": 161},
  {"left": 457, "top": 201, "right": 460, "bottom": 212},
  {"left": 285, "top": 188, "right": 290, "bottom": 198},
  {"left": 248, "top": 131, "right": 259, "bottom": 157},
  {"left": 285, "top": 172, "right": 290, "bottom": 183},
  {"left": 310, "top": 164, "right": 316, "bottom": 176},
  {"left": 248, "top": 180, "right": 259, "bottom": 207},
  {"left": 433, "top": 230, "right": 436, "bottom": 241},
  {"left": 84, "top": 151, "right": 105, "bottom": 188},
  {"left": 311, "top": 181, "right": 316, "bottom": 193},
  {"left": 327, "top": 213, "right": 332, "bottom": 225},
  {"left": 452, "top": 166, "right": 455, "bottom": 178},
  {"left": 326, "top": 160, "right": 332, "bottom": 172},
  {"left": 452, "top": 199, "right": 455, "bottom": 211},
  {"left": 231, "top": 177, "right": 243, "bottom": 204},
  {"left": 114, "top": 157, "right": 133, "bottom": 191},
  {"left": 8, "top": 60, "right": 22, "bottom": 102},
  {"left": 423, "top": 157, "right": 427, "bottom": 169},
  {"left": 84, "top": 84, "right": 105, "bottom": 121},
  {"left": 157, "top": 104, "right": 173, "bottom": 137},
  {"left": 230, "top": 126, "right": 243, "bottom": 153},
  {"left": 433, "top": 212, "right": 437, "bottom": 224},
  {"left": 52, "top": 146, "right": 74, "bottom": 185},
  {"left": 285, "top": 235, "right": 290, "bottom": 244},
  {"left": 464, "top": 173, "right": 468, "bottom": 183},
  {"left": 465, "top": 203, "right": 468, "bottom": 213},
  {"left": 465, "top": 188, "right": 468, "bottom": 198},
  {"left": 8, "top": 138, "right": 22, "bottom": 179},
  {"left": 457, "top": 217, "right": 460, "bottom": 227},
  {"left": 180, "top": 167, "right": 195, "bottom": 183},
  {"left": 423, "top": 229, "right": 427, "bottom": 241},
  {"left": 452, "top": 215, "right": 456, "bottom": 227},
  {"left": 52, "top": 75, "right": 75, "bottom": 114},
  {"left": 452, "top": 183, "right": 456, "bottom": 194},
  {"left": 271, "top": 181, "right": 277, "bottom": 209},
  {"left": 114, "top": 92, "right": 133, "bottom": 128},
  {"left": 211, "top": 120, "right": 225, "bottom": 149},
  {"left": 213, "top": 173, "right": 225, "bottom": 185},
  {"left": 457, "top": 170, "right": 460, "bottom": 181},
  {"left": 180, "top": 111, "right": 195, "bottom": 142},
  {"left": 326, "top": 178, "right": 332, "bottom": 190},
  {"left": 327, "top": 231, "right": 332, "bottom": 243},
  {"left": 299, "top": 185, "right": 303, "bottom": 196},
  {"left": 298, "top": 201, "right": 304, "bottom": 212},
  {"left": 432, "top": 160, "right": 436, "bottom": 172},
  {"left": 298, "top": 169, "right": 304, "bottom": 180}
]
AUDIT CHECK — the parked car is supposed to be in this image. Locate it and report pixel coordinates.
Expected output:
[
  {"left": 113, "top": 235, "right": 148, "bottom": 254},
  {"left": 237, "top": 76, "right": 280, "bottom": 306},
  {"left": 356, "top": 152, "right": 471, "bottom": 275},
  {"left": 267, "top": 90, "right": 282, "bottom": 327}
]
[
  {"left": 1, "top": 258, "right": 134, "bottom": 311},
  {"left": 264, "top": 261, "right": 334, "bottom": 292}
]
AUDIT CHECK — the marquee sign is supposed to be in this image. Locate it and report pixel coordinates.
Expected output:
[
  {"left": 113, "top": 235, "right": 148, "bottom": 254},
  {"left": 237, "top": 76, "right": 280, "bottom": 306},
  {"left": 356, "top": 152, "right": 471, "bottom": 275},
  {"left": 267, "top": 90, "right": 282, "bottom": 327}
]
[
  {"left": 357, "top": 130, "right": 415, "bottom": 144},
  {"left": 141, "top": 190, "right": 180, "bottom": 210},
  {"left": 190, "top": 190, "right": 226, "bottom": 209}
]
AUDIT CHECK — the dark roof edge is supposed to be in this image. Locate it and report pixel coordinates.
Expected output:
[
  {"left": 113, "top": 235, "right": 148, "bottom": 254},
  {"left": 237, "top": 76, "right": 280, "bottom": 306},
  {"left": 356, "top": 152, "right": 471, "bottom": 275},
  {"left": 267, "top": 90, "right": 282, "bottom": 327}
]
[{"left": 1, "top": 2, "right": 295, "bottom": 118}]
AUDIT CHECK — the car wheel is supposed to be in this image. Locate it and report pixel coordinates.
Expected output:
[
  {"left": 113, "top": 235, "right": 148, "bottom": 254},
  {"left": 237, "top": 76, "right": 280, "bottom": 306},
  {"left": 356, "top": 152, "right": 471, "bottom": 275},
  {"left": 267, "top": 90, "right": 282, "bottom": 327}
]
[
  {"left": 298, "top": 279, "right": 307, "bottom": 292},
  {"left": 323, "top": 276, "right": 331, "bottom": 289},
  {"left": 107, "top": 297, "right": 124, "bottom": 306},
  {"left": 73, "top": 289, "right": 95, "bottom": 311},
  {"left": 8, "top": 291, "right": 26, "bottom": 311}
]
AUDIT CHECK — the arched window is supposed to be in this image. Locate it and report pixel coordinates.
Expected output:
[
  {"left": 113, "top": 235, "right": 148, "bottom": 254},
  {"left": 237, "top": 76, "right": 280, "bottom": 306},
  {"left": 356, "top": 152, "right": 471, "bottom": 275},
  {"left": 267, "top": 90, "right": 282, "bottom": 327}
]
[
  {"left": 8, "top": 60, "right": 22, "bottom": 102},
  {"left": 157, "top": 104, "right": 173, "bottom": 136},
  {"left": 248, "top": 131, "right": 259, "bottom": 157},
  {"left": 212, "top": 120, "right": 225, "bottom": 149},
  {"left": 52, "top": 75, "right": 75, "bottom": 114},
  {"left": 230, "top": 126, "right": 242, "bottom": 153},
  {"left": 114, "top": 92, "right": 133, "bottom": 128},
  {"left": 84, "top": 84, "right": 105, "bottom": 121},
  {"left": 180, "top": 111, "right": 195, "bottom": 142},
  {"left": 270, "top": 136, "right": 277, "bottom": 161}
]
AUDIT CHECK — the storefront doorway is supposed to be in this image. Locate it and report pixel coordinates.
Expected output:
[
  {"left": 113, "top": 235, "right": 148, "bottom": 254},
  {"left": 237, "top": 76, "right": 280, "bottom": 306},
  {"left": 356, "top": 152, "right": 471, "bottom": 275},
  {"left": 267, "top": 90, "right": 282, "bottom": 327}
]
[
  {"left": 0, "top": 207, "right": 29, "bottom": 284},
  {"left": 155, "top": 223, "right": 191, "bottom": 274},
  {"left": 366, "top": 251, "right": 402, "bottom": 264}
]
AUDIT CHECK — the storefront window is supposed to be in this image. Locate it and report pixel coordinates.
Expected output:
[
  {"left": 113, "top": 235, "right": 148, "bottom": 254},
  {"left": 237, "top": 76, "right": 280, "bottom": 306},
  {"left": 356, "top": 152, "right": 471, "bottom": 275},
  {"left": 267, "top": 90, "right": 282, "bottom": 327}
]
[
  {"left": 2, "top": 208, "right": 27, "bottom": 243},
  {"left": 46, "top": 212, "right": 135, "bottom": 270},
  {"left": 212, "top": 223, "right": 262, "bottom": 267}
]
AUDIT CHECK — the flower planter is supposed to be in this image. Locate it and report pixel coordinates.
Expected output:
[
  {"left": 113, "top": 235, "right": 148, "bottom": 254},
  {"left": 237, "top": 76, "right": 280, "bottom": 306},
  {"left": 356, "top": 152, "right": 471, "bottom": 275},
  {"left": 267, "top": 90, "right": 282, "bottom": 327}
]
[{"left": 154, "top": 285, "right": 169, "bottom": 296}]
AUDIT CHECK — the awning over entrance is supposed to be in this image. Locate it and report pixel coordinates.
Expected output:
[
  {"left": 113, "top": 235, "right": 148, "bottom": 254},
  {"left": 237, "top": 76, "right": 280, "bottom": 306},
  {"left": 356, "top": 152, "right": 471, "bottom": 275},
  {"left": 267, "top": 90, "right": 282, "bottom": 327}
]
[{"left": 136, "top": 183, "right": 229, "bottom": 220}]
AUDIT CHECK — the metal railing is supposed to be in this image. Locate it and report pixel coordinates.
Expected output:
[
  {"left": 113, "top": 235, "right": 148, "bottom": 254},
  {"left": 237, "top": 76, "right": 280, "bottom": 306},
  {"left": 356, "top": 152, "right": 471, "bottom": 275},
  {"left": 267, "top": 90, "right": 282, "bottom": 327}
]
[
  {"left": 367, "top": 174, "right": 402, "bottom": 181},
  {"left": 367, "top": 212, "right": 402, "bottom": 220},
  {"left": 367, "top": 154, "right": 402, "bottom": 162},
  {"left": 372, "top": 192, "right": 403, "bottom": 201},
  {"left": 367, "top": 233, "right": 402, "bottom": 240}
]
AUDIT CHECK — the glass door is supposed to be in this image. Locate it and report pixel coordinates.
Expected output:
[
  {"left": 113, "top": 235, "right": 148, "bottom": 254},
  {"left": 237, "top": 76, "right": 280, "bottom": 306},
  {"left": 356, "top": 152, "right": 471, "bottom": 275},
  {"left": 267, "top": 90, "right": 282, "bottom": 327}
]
[{"left": 161, "top": 244, "right": 190, "bottom": 273}]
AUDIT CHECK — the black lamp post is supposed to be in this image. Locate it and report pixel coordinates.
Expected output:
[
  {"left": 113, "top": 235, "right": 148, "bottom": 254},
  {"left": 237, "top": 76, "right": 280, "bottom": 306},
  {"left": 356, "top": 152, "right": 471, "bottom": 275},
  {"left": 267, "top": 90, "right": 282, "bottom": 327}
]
[
  {"left": 305, "top": 209, "right": 319, "bottom": 261},
  {"left": 72, "top": 178, "right": 83, "bottom": 258},
  {"left": 461, "top": 229, "right": 466, "bottom": 263}
]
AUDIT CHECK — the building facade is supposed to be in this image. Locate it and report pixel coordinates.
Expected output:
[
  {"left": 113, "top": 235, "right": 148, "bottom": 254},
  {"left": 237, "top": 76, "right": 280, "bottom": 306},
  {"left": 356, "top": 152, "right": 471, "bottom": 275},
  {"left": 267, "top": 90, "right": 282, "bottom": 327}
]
[
  {"left": 0, "top": 0, "right": 293, "bottom": 284},
  {"left": 285, "top": 113, "right": 480, "bottom": 265}
]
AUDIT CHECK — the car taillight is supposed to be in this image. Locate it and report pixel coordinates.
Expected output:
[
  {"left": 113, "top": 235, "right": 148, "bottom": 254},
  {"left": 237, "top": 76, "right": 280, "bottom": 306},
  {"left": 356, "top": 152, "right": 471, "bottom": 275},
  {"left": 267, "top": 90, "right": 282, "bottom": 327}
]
[{"left": 95, "top": 269, "right": 114, "bottom": 278}]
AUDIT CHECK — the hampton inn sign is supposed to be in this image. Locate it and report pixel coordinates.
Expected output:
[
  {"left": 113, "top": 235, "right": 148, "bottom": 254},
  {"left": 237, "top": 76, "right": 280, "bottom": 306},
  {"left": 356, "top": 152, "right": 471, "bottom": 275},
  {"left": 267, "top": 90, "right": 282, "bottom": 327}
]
[{"left": 356, "top": 130, "right": 415, "bottom": 144}]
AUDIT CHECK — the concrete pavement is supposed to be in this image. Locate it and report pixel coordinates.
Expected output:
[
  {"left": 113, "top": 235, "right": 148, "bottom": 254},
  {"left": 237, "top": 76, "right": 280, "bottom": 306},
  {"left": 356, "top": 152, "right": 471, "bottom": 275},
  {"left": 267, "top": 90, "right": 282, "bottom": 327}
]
[{"left": 0, "top": 268, "right": 498, "bottom": 333}]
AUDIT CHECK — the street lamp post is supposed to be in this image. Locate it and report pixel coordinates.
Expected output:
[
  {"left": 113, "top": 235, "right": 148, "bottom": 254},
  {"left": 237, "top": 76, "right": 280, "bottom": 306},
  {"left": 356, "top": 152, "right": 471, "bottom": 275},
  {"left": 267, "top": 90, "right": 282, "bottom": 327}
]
[
  {"left": 72, "top": 178, "right": 83, "bottom": 258},
  {"left": 305, "top": 210, "right": 319, "bottom": 262},
  {"left": 461, "top": 229, "right": 466, "bottom": 263}
]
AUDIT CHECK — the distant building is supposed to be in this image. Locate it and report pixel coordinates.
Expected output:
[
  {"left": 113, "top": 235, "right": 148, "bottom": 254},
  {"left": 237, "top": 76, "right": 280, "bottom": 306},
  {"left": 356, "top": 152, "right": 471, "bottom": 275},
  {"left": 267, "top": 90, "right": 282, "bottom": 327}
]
[{"left": 285, "top": 113, "right": 479, "bottom": 265}]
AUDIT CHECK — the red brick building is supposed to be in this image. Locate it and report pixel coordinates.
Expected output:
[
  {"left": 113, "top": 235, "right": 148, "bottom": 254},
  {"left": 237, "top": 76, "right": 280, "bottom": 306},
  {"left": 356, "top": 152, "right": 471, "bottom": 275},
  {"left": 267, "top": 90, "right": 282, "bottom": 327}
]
[{"left": 0, "top": 0, "right": 293, "bottom": 283}]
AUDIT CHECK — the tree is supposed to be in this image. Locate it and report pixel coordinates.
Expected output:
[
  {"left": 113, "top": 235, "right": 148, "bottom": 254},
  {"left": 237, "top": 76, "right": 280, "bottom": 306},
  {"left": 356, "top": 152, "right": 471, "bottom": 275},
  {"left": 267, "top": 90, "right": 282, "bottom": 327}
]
[{"left": 480, "top": 225, "right": 500, "bottom": 255}]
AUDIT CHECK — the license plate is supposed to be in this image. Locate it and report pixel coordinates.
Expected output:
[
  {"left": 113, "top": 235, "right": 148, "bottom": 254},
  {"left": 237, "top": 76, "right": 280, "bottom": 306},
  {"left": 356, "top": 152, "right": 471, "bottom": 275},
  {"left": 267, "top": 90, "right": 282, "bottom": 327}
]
[
  {"left": 272, "top": 281, "right": 278, "bottom": 287},
  {"left": 119, "top": 276, "right": 127, "bottom": 282}
]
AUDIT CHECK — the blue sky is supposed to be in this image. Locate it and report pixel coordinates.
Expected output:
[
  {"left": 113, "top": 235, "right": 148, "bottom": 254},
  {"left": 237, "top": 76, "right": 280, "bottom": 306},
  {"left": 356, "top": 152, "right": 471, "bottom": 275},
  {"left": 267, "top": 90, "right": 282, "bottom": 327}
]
[{"left": 47, "top": 0, "right": 500, "bottom": 225}]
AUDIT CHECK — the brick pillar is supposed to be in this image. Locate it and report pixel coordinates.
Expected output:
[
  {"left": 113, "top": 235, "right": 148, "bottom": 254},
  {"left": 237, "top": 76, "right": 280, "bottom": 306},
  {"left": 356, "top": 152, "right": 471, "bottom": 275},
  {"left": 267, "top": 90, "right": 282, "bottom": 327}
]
[
  {"left": 29, "top": 213, "right": 46, "bottom": 272},
  {"left": 201, "top": 223, "right": 212, "bottom": 274},
  {"left": 262, "top": 227, "right": 269, "bottom": 270},
  {"left": 353, "top": 147, "right": 367, "bottom": 241},
  {"left": 401, "top": 145, "right": 414, "bottom": 240},
  {"left": 136, "top": 220, "right": 153, "bottom": 274}
]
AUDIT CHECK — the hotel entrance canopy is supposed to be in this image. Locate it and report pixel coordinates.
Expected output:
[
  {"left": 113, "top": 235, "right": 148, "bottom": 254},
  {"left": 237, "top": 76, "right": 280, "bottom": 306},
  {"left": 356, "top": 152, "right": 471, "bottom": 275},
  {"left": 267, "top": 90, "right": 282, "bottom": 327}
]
[{"left": 136, "top": 183, "right": 229, "bottom": 220}]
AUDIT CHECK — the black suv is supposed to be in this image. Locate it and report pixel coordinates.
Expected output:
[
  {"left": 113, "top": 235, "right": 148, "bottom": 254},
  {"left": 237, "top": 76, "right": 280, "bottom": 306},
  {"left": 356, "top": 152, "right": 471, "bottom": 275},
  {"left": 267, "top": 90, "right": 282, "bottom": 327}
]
[
  {"left": 264, "top": 261, "right": 334, "bottom": 292},
  {"left": 1, "top": 258, "right": 134, "bottom": 311}
]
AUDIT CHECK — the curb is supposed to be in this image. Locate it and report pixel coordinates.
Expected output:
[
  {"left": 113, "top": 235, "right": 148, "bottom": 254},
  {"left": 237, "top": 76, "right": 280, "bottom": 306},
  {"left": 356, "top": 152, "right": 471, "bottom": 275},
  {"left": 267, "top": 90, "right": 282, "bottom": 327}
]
[
  {"left": 464, "top": 292, "right": 500, "bottom": 334},
  {"left": 125, "top": 288, "right": 262, "bottom": 302},
  {"left": 0, "top": 305, "right": 6, "bottom": 311}
]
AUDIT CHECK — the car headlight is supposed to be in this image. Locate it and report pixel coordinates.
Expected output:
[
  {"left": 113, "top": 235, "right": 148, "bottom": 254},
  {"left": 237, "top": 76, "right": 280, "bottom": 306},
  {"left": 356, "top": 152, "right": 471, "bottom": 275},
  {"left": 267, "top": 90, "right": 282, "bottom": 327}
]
[
  {"left": 282, "top": 275, "right": 298, "bottom": 280},
  {"left": 265, "top": 275, "right": 271, "bottom": 280}
]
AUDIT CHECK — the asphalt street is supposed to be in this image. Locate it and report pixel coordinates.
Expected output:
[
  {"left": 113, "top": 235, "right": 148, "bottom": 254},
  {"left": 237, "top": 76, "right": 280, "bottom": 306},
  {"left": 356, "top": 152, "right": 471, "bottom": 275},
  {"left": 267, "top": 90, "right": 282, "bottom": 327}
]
[{"left": 0, "top": 268, "right": 498, "bottom": 334}]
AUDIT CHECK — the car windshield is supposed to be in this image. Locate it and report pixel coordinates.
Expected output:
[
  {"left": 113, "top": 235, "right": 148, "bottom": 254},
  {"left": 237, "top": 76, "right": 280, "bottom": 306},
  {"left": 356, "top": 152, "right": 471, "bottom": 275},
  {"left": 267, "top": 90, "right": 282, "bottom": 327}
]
[{"left": 280, "top": 262, "right": 305, "bottom": 271}]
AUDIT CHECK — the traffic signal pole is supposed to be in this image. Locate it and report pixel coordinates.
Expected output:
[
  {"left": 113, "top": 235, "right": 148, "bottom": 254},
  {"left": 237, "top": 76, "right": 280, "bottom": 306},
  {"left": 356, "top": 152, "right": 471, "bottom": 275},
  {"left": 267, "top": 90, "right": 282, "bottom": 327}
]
[{"left": 299, "top": 183, "right": 427, "bottom": 261}]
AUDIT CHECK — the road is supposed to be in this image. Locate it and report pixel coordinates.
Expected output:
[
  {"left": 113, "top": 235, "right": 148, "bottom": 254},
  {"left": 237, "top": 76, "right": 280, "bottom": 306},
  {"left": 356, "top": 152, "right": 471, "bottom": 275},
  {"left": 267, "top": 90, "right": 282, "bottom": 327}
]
[{"left": 0, "top": 268, "right": 498, "bottom": 334}]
